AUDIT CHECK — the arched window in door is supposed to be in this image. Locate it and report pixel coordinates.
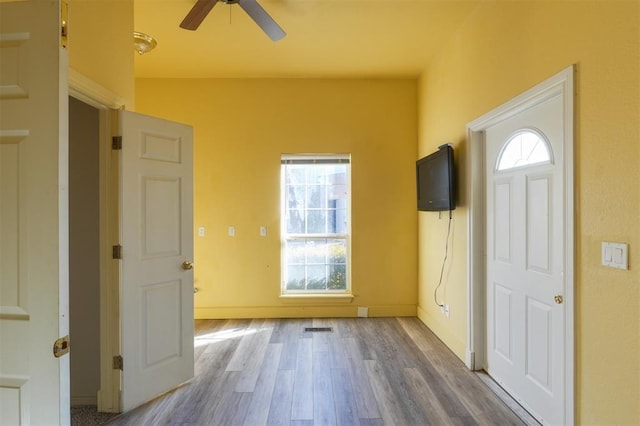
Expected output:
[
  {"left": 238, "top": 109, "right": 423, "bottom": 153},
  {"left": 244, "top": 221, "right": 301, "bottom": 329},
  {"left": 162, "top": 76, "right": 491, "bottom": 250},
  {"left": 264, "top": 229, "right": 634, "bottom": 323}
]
[{"left": 496, "top": 128, "right": 553, "bottom": 171}]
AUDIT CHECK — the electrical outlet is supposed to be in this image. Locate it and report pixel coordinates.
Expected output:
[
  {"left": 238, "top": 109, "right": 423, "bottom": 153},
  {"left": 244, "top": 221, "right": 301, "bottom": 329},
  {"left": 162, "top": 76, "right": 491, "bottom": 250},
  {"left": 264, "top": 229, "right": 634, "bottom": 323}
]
[{"left": 444, "top": 304, "right": 450, "bottom": 318}]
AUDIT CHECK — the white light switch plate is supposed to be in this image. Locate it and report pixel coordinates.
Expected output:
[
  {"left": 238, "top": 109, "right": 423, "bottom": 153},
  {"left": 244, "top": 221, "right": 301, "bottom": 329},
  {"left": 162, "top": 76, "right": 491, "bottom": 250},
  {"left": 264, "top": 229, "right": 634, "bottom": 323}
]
[{"left": 602, "top": 242, "right": 628, "bottom": 270}]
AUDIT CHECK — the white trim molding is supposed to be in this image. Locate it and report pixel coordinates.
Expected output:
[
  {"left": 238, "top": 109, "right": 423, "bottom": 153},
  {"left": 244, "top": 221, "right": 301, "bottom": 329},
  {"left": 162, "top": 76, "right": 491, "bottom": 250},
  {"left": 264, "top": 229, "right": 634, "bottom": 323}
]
[
  {"left": 69, "top": 72, "right": 123, "bottom": 413},
  {"left": 465, "top": 65, "right": 575, "bottom": 425},
  {"left": 68, "top": 68, "right": 126, "bottom": 110}
]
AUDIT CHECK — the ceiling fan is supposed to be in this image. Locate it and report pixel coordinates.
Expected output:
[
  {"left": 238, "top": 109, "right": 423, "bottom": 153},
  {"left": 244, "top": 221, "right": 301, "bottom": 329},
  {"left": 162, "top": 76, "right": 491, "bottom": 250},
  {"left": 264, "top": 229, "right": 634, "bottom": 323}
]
[{"left": 180, "top": 0, "right": 286, "bottom": 41}]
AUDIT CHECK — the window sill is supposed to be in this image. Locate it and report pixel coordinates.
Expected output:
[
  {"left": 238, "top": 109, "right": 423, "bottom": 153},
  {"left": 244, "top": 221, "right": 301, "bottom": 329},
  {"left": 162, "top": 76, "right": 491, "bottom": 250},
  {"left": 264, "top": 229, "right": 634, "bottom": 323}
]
[{"left": 279, "top": 293, "right": 354, "bottom": 304}]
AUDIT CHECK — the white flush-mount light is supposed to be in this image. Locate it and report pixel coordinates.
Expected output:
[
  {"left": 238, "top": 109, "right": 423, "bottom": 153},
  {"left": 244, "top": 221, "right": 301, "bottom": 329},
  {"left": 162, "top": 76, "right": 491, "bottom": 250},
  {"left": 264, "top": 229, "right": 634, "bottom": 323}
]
[{"left": 133, "top": 31, "right": 157, "bottom": 55}]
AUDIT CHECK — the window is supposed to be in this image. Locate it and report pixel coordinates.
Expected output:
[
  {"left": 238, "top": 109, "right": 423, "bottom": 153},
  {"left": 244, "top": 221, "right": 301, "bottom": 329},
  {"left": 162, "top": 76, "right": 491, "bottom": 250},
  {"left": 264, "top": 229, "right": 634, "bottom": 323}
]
[
  {"left": 496, "top": 128, "right": 552, "bottom": 171},
  {"left": 281, "top": 155, "right": 350, "bottom": 294}
]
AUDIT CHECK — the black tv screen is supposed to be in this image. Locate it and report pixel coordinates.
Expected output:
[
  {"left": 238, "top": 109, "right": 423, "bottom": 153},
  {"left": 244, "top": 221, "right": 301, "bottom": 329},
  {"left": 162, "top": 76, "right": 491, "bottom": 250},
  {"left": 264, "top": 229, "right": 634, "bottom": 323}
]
[{"left": 416, "top": 144, "right": 456, "bottom": 211}]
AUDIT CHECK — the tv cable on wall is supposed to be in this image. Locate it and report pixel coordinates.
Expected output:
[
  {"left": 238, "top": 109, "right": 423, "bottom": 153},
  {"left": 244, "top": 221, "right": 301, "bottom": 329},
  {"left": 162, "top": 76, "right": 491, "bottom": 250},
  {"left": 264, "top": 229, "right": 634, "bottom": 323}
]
[
  {"left": 416, "top": 143, "right": 456, "bottom": 307},
  {"left": 433, "top": 210, "right": 453, "bottom": 308}
]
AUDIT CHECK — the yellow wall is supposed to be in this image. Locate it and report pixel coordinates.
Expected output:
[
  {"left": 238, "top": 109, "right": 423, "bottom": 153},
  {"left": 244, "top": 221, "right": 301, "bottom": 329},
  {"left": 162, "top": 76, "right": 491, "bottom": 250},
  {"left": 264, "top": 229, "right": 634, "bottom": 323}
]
[
  {"left": 417, "top": 1, "right": 639, "bottom": 424},
  {"left": 136, "top": 78, "right": 418, "bottom": 318},
  {"left": 71, "top": 0, "right": 639, "bottom": 422},
  {"left": 68, "top": 0, "right": 134, "bottom": 106}
]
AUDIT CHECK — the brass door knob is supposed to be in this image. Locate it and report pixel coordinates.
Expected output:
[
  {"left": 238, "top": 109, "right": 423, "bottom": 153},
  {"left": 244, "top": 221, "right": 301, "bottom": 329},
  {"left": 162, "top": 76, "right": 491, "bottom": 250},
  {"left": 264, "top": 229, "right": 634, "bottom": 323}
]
[
  {"left": 182, "top": 260, "right": 194, "bottom": 270},
  {"left": 554, "top": 294, "right": 564, "bottom": 304}
]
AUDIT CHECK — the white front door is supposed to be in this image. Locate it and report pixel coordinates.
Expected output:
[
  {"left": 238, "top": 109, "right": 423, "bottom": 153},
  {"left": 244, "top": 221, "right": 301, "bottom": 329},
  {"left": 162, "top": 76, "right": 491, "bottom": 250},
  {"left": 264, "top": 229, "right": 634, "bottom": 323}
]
[
  {"left": 0, "top": 1, "right": 70, "bottom": 424},
  {"left": 119, "top": 111, "right": 194, "bottom": 411},
  {"left": 485, "top": 94, "right": 565, "bottom": 425}
]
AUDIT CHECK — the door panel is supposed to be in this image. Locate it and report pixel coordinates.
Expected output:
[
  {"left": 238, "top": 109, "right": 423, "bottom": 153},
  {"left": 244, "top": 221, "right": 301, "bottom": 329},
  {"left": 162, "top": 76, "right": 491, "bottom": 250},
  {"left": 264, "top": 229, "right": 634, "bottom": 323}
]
[
  {"left": 120, "top": 110, "right": 194, "bottom": 412},
  {"left": 493, "top": 283, "right": 512, "bottom": 362},
  {"left": 527, "top": 175, "right": 551, "bottom": 272},
  {"left": 485, "top": 95, "right": 564, "bottom": 425},
  {"left": 493, "top": 180, "right": 512, "bottom": 262},
  {"left": 526, "top": 297, "right": 552, "bottom": 390},
  {"left": 142, "top": 176, "right": 182, "bottom": 257},
  {"left": 142, "top": 280, "right": 182, "bottom": 366},
  {"left": 0, "top": 1, "right": 69, "bottom": 424}
]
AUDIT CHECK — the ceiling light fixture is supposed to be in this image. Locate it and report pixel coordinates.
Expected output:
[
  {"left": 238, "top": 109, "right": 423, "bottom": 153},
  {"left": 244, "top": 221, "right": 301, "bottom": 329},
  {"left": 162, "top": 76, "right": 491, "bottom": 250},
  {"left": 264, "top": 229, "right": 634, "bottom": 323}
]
[{"left": 133, "top": 31, "right": 157, "bottom": 55}]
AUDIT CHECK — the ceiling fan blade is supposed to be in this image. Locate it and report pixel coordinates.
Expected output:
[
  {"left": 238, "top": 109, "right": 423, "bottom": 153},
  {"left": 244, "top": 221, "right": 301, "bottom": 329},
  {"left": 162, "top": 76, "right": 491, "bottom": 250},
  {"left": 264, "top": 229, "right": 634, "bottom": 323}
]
[
  {"left": 180, "top": 0, "right": 219, "bottom": 31},
  {"left": 237, "top": 0, "right": 286, "bottom": 41}
]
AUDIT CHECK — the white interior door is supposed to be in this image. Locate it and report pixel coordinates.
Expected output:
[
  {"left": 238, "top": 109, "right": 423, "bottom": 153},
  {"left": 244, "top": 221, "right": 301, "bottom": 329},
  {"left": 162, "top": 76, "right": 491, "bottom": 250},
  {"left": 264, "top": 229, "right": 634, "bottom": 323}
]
[
  {"left": 0, "top": 1, "right": 70, "bottom": 424},
  {"left": 485, "top": 95, "right": 565, "bottom": 425},
  {"left": 119, "top": 110, "right": 194, "bottom": 412}
]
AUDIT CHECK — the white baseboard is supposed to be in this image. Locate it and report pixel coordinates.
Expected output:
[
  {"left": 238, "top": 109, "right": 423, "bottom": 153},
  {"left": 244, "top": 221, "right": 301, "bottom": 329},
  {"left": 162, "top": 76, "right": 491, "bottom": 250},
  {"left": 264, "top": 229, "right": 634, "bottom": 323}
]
[{"left": 465, "top": 349, "right": 476, "bottom": 370}]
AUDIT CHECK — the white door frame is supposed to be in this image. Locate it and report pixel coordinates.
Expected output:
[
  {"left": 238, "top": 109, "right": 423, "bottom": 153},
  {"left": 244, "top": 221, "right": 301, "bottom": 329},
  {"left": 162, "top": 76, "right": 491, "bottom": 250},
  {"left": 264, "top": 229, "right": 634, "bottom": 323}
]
[
  {"left": 69, "top": 68, "right": 126, "bottom": 412},
  {"left": 465, "top": 66, "right": 575, "bottom": 424}
]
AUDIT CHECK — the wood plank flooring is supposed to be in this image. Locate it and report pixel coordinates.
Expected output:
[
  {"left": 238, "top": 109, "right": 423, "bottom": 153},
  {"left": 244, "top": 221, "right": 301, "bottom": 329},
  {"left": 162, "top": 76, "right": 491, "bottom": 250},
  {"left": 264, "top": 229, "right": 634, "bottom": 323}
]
[{"left": 107, "top": 318, "right": 526, "bottom": 426}]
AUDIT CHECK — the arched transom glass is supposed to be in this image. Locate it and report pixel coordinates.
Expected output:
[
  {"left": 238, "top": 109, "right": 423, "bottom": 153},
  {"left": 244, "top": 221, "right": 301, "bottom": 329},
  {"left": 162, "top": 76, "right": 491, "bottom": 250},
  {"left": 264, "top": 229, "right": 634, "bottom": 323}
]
[{"left": 496, "top": 129, "right": 552, "bottom": 171}]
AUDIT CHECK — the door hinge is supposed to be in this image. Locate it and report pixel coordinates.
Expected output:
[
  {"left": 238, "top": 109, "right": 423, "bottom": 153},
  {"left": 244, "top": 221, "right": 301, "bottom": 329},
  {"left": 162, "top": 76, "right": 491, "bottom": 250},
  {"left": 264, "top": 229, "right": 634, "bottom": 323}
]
[
  {"left": 112, "top": 136, "right": 122, "bottom": 150},
  {"left": 112, "top": 244, "right": 122, "bottom": 260},
  {"left": 61, "top": 2, "right": 68, "bottom": 49},
  {"left": 113, "top": 355, "right": 123, "bottom": 370}
]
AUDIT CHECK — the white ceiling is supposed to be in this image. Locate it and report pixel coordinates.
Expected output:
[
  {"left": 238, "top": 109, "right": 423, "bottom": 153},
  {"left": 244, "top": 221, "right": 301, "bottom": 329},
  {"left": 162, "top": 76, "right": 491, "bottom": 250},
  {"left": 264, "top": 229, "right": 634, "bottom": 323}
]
[{"left": 134, "top": 0, "right": 481, "bottom": 79}]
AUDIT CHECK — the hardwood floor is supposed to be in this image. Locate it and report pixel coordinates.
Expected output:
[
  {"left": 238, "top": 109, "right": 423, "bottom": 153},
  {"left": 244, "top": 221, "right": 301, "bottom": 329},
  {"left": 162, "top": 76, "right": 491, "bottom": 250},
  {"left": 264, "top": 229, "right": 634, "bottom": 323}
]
[{"left": 108, "top": 318, "right": 526, "bottom": 426}]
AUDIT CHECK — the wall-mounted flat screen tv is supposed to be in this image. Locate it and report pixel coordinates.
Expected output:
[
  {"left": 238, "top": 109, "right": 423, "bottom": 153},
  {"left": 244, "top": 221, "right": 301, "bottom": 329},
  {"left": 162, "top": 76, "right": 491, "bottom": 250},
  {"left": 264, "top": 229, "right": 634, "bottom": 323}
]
[{"left": 416, "top": 144, "right": 456, "bottom": 211}]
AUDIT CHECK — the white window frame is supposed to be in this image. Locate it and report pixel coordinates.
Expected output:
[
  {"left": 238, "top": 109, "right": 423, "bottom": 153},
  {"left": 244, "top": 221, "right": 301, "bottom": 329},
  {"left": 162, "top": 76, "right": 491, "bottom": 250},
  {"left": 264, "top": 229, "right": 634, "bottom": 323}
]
[
  {"left": 280, "top": 154, "right": 351, "bottom": 295},
  {"left": 495, "top": 127, "right": 553, "bottom": 172}
]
